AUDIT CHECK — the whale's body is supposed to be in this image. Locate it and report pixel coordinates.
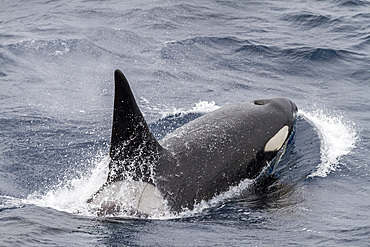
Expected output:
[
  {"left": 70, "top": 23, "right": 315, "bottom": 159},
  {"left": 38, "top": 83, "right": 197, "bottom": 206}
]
[{"left": 88, "top": 70, "right": 298, "bottom": 215}]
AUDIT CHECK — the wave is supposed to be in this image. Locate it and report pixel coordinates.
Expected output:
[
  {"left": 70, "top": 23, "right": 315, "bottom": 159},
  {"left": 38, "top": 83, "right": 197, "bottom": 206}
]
[
  {"left": 300, "top": 109, "right": 358, "bottom": 178},
  {"left": 237, "top": 44, "right": 356, "bottom": 62},
  {"left": 285, "top": 47, "right": 357, "bottom": 62},
  {"left": 149, "top": 101, "right": 220, "bottom": 139},
  {"left": 161, "top": 36, "right": 246, "bottom": 63},
  {"left": 5, "top": 35, "right": 127, "bottom": 59},
  {"left": 283, "top": 11, "right": 340, "bottom": 29},
  {"left": 23, "top": 155, "right": 110, "bottom": 216},
  {"left": 0, "top": 195, "right": 23, "bottom": 213},
  {"left": 0, "top": 47, "right": 18, "bottom": 77},
  {"left": 162, "top": 35, "right": 356, "bottom": 68},
  {"left": 335, "top": 0, "right": 369, "bottom": 7},
  {"left": 353, "top": 33, "right": 370, "bottom": 51},
  {"left": 3, "top": 29, "right": 154, "bottom": 72},
  {"left": 7, "top": 39, "right": 76, "bottom": 57}
]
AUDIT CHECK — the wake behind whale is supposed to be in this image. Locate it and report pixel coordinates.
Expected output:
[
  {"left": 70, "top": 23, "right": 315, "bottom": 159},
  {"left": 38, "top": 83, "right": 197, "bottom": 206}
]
[{"left": 87, "top": 70, "right": 298, "bottom": 216}]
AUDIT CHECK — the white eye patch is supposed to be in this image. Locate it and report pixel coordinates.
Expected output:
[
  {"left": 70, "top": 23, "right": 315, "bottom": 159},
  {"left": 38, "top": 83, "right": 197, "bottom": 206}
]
[{"left": 264, "top": 126, "right": 289, "bottom": 152}]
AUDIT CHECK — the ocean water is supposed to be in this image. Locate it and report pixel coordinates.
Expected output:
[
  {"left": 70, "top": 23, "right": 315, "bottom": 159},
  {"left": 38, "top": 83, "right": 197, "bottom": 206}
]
[{"left": 0, "top": 0, "right": 369, "bottom": 246}]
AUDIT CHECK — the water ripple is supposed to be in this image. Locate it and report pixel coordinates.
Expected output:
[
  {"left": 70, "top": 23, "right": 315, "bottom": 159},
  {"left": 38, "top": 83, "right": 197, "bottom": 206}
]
[{"left": 284, "top": 11, "right": 337, "bottom": 29}]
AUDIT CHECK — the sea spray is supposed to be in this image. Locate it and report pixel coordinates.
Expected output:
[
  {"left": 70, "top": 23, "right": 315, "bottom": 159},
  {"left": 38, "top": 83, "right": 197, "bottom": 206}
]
[
  {"left": 24, "top": 155, "right": 109, "bottom": 215},
  {"left": 160, "top": 101, "right": 220, "bottom": 118},
  {"left": 300, "top": 109, "right": 357, "bottom": 178}
]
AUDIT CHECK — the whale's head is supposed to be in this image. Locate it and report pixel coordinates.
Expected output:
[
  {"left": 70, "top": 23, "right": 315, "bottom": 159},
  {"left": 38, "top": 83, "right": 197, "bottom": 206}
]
[
  {"left": 249, "top": 97, "right": 298, "bottom": 157},
  {"left": 253, "top": 97, "right": 298, "bottom": 120}
]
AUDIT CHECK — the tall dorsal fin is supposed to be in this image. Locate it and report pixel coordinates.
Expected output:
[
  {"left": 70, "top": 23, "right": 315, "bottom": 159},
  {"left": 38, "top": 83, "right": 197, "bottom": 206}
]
[{"left": 108, "top": 70, "right": 162, "bottom": 182}]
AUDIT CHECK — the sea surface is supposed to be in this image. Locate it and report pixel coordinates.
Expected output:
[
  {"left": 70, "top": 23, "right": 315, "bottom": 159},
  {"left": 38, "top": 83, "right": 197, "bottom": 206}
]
[{"left": 1, "top": 0, "right": 369, "bottom": 246}]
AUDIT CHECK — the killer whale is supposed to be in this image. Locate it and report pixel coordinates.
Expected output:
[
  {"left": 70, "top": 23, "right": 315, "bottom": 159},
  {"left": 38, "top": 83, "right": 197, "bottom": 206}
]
[{"left": 87, "top": 69, "right": 298, "bottom": 215}]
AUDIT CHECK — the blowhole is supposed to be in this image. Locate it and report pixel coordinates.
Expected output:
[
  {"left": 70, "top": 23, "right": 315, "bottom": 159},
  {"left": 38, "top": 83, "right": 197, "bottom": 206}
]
[{"left": 254, "top": 100, "right": 267, "bottom": 106}]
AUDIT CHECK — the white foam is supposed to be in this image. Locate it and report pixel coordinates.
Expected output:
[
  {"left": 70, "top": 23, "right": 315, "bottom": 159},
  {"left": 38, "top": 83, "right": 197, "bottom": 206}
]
[
  {"left": 176, "top": 178, "right": 254, "bottom": 218},
  {"left": 0, "top": 195, "right": 23, "bottom": 210},
  {"left": 24, "top": 155, "right": 109, "bottom": 216},
  {"left": 300, "top": 109, "right": 358, "bottom": 178},
  {"left": 160, "top": 101, "right": 220, "bottom": 118},
  {"left": 21, "top": 153, "right": 173, "bottom": 219}
]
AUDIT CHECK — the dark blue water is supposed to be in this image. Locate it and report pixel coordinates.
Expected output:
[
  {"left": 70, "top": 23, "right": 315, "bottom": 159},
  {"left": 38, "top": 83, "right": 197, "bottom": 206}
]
[{"left": 1, "top": 0, "right": 369, "bottom": 246}]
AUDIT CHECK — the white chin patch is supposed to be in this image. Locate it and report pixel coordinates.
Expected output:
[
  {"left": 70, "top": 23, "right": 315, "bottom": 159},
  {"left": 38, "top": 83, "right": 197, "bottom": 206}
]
[{"left": 264, "top": 125, "right": 289, "bottom": 152}]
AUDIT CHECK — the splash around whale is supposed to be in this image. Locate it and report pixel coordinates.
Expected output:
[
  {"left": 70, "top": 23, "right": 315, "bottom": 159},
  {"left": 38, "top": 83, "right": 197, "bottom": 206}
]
[{"left": 87, "top": 69, "right": 298, "bottom": 216}]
